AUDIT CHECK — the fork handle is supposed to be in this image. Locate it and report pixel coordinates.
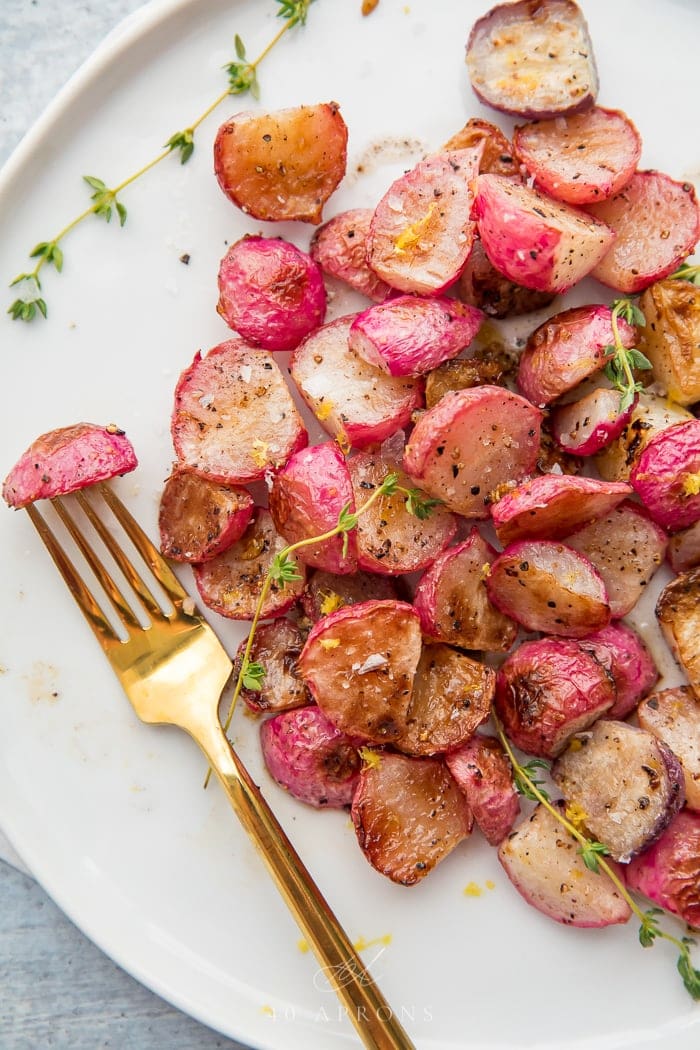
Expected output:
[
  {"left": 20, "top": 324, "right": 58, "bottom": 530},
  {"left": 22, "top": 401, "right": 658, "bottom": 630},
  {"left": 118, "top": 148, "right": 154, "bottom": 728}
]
[{"left": 190, "top": 717, "right": 416, "bottom": 1050}]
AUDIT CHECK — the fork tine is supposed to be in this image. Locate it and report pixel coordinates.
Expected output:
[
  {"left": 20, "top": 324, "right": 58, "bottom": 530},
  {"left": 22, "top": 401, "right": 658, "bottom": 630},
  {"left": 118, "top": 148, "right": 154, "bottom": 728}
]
[
  {"left": 76, "top": 489, "right": 167, "bottom": 619},
  {"left": 51, "top": 496, "right": 142, "bottom": 631},
  {"left": 98, "top": 483, "right": 188, "bottom": 604},
  {"left": 25, "top": 503, "right": 119, "bottom": 649}
]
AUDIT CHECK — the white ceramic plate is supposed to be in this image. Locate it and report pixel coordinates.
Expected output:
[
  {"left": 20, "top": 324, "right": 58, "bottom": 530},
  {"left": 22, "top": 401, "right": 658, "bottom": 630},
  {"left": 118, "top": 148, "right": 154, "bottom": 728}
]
[{"left": 1, "top": 1, "right": 699, "bottom": 1047}]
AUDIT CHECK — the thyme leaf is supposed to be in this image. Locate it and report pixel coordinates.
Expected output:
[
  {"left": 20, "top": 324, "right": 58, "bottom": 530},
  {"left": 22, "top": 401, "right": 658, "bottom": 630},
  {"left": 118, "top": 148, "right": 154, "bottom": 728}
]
[
  {"left": 578, "top": 839, "right": 610, "bottom": 873},
  {"left": 513, "top": 758, "right": 550, "bottom": 802},
  {"left": 269, "top": 552, "right": 303, "bottom": 585},
  {"left": 83, "top": 175, "right": 128, "bottom": 226},
  {"left": 603, "top": 297, "right": 652, "bottom": 413},
  {"left": 669, "top": 261, "right": 700, "bottom": 286},
  {"left": 164, "top": 128, "right": 195, "bottom": 164},
  {"left": 400, "top": 486, "right": 443, "bottom": 521},
  {"left": 241, "top": 659, "right": 266, "bottom": 692},
  {"left": 277, "top": 0, "right": 315, "bottom": 26}
]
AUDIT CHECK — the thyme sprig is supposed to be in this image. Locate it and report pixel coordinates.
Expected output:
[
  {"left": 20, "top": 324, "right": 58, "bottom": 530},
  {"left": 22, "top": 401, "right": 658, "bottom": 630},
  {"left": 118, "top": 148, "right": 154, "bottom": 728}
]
[
  {"left": 495, "top": 717, "right": 700, "bottom": 1001},
  {"left": 670, "top": 261, "right": 700, "bottom": 286},
  {"left": 603, "top": 297, "right": 652, "bottom": 413},
  {"left": 7, "top": 0, "right": 316, "bottom": 322}
]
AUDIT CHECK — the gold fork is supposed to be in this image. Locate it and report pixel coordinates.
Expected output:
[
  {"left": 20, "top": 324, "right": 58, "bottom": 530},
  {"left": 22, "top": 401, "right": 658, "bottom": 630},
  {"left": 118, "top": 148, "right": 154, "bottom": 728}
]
[{"left": 25, "top": 481, "right": 415, "bottom": 1050}]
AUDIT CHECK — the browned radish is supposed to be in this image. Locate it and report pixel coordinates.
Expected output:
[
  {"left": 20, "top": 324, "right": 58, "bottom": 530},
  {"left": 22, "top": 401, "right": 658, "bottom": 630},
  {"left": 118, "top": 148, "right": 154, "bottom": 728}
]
[
  {"left": 625, "top": 809, "right": 700, "bottom": 928},
  {"left": 298, "top": 600, "right": 422, "bottom": 745},
  {"left": 513, "top": 107, "right": 641, "bottom": 205},
  {"left": 498, "top": 802, "right": 631, "bottom": 928},
  {"left": 639, "top": 277, "right": 700, "bottom": 406},
  {"left": 413, "top": 528, "right": 518, "bottom": 652},
  {"left": 486, "top": 540, "right": 611, "bottom": 638},
  {"left": 193, "top": 508, "right": 306, "bottom": 620},
  {"left": 473, "top": 174, "right": 614, "bottom": 294},
  {"left": 172, "top": 339, "right": 307, "bottom": 484},
  {"left": 235, "top": 619, "right": 310, "bottom": 714},
  {"left": 351, "top": 752, "right": 473, "bottom": 885},
  {"left": 565, "top": 499, "right": 667, "bottom": 618},
  {"left": 630, "top": 419, "right": 700, "bottom": 532},
  {"left": 446, "top": 735, "right": 519, "bottom": 845},
  {"left": 300, "top": 569, "right": 401, "bottom": 622},
  {"left": 579, "top": 622, "right": 658, "bottom": 720},
  {"left": 552, "top": 719, "right": 685, "bottom": 862},
  {"left": 668, "top": 520, "right": 700, "bottom": 574},
  {"left": 310, "top": 209, "right": 391, "bottom": 302},
  {"left": 348, "top": 295, "right": 483, "bottom": 377},
  {"left": 588, "top": 171, "right": 700, "bottom": 293},
  {"left": 260, "top": 706, "right": 361, "bottom": 808},
  {"left": 366, "top": 148, "right": 482, "bottom": 295},
  {"left": 455, "top": 239, "right": 556, "bottom": 319},
  {"left": 490, "top": 474, "right": 631, "bottom": 545},
  {"left": 216, "top": 236, "right": 326, "bottom": 352},
  {"left": 403, "top": 385, "right": 542, "bottom": 518},
  {"left": 213, "top": 102, "right": 348, "bottom": 224},
  {"left": 399, "top": 644, "right": 495, "bottom": 756},
  {"left": 424, "top": 344, "right": 516, "bottom": 407},
  {"left": 537, "top": 415, "right": 583, "bottom": 477},
  {"left": 550, "top": 387, "right": 636, "bottom": 456},
  {"left": 268, "top": 442, "right": 357, "bottom": 575},
  {"left": 495, "top": 637, "right": 615, "bottom": 758},
  {"left": 516, "top": 305, "right": 636, "bottom": 408},
  {"left": 158, "top": 470, "right": 253, "bottom": 563},
  {"left": 290, "top": 315, "right": 423, "bottom": 450},
  {"left": 656, "top": 566, "right": 700, "bottom": 698},
  {"left": 442, "top": 118, "right": 516, "bottom": 176},
  {"left": 595, "top": 391, "right": 693, "bottom": 483},
  {"left": 347, "top": 449, "right": 457, "bottom": 576},
  {"left": 2, "top": 422, "right": 136, "bottom": 508},
  {"left": 638, "top": 687, "right": 700, "bottom": 812}
]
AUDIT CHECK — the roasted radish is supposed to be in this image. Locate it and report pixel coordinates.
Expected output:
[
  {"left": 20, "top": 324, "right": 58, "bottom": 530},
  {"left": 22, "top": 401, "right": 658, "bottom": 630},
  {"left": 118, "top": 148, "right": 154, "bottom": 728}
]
[
  {"left": 550, "top": 387, "right": 636, "bottom": 456},
  {"left": 3, "top": 422, "right": 136, "bottom": 508},
  {"left": 473, "top": 174, "right": 614, "bottom": 294},
  {"left": 172, "top": 339, "right": 307, "bottom": 484},
  {"left": 442, "top": 118, "right": 516, "bottom": 176},
  {"left": 367, "top": 148, "right": 482, "bottom": 295},
  {"left": 498, "top": 801, "right": 631, "bottom": 928},
  {"left": 310, "top": 208, "right": 391, "bottom": 302},
  {"left": 513, "top": 107, "right": 641, "bottom": 205},
  {"left": 351, "top": 752, "right": 472, "bottom": 885},
  {"left": 490, "top": 474, "right": 631, "bottom": 545},
  {"left": 446, "top": 735, "right": 519, "bottom": 845},
  {"left": 466, "top": 0, "right": 599, "bottom": 118},
  {"left": 565, "top": 499, "right": 667, "bottom": 618},
  {"left": 290, "top": 315, "right": 423, "bottom": 449},
  {"left": 235, "top": 619, "right": 310, "bottom": 714},
  {"left": 268, "top": 442, "right": 357, "bottom": 574},
  {"left": 656, "top": 566, "right": 700, "bottom": 698},
  {"left": 625, "top": 809, "right": 700, "bottom": 929},
  {"left": 588, "top": 171, "right": 700, "bottom": 293},
  {"left": 300, "top": 569, "right": 401, "bottom": 622},
  {"left": 158, "top": 470, "right": 253, "bottom": 563},
  {"left": 595, "top": 391, "right": 693, "bottom": 483},
  {"left": 213, "top": 102, "right": 348, "bottom": 224},
  {"left": 348, "top": 295, "right": 483, "bottom": 377},
  {"left": 260, "top": 706, "right": 361, "bottom": 808},
  {"left": 413, "top": 528, "right": 518, "bottom": 652},
  {"left": 579, "top": 622, "right": 658, "bottom": 720},
  {"left": 216, "top": 236, "right": 326, "bottom": 352},
  {"left": 455, "top": 239, "right": 556, "bottom": 319},
  {"left": 639, "top": 277, "right": 700, "bottom": 406},
  {"left": 552, "top": 719, "right": 685, "bottom": 862},
  {"left": 630, "top": 418, "right": 700, "bottom": 532},
  {"left": 495, "top": 637, "right": 615, "bottom": 758},
  {"left": 638, "top": 687, "right": 700, "bottom": 812},
  {"left": 424, "top": 344, "right": 516, "bottom": 406},
  {"left": 486, "top": 540, "right": 611, "bottom": 638},
  {"left": 193, "top": 507, "right": 306, "bottom": 620},
  {"left": 403, "top": 385, "right": 542, "bottom": 518},
  {"left": 668, "top": 520, "right": 700, "bottom": 574}
]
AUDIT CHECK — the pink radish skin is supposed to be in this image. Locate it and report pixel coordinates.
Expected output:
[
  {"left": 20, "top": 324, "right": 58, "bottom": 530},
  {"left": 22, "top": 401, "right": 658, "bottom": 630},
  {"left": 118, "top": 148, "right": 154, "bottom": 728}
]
[
  {"left": 260, "top": 706, "right": 361, "bottom": 809},
  {"left": 3, "top": 423, "right": 136, "bottom": 508},
  {"left": 495, "top": 637, "right": 615, "bottom": 758},
  {"left": 630, "top": 418, "right": 700, "bottom": 532},
  {"left": 349, "top": 295, "right": 483, "bottom": 377},
  {"left": 446, "top": 735, "right": 520, "bottom": 845},
  {"left": 491, "top": 474, "right": 632, "bottom": 545},
  {"left": 588, "top": 171, "right": 700, "bottom": 293},
  {"left": 290, "top": 315, "right": 424, "bottom": 450},
  {"left": 403, "top": 385, "right": 542, "bottom": 518},
  {"left": 579, "top": 622, "right": 658, "bottom": 719},
  {"left": 638, "top": 687, "right": 700, "bottom": 812},
  {"left": 473, "top": 174, "right": 614, "bottom": 294},
  {"left": 668, "top": 520, "right": 700, "bottom": 574},
  {"left": 516, "top": 304, "right": 636, "bottom": 407},
  {"left": 367, "top": 148, "right": 483, "bottom": 295},
  {"left": 268, "top": 442, "right": 357, "bottom": 574},
  {"left": 158, "top": 471, "right": 253, "bottom": 563},
  {"left": 513, "top": 107, "right": 641, "bottom": 205},
  {"left": 625, "top": 810, "right": 700, "bottom": 929},
  {"left": 456, "top": 238, "right": 556, "bottom": 319},
  {"left": 565, "top": 500, "right": 668, "bottom": 618},
  {"left": 486, "top": 540, "right": 611, "bottom": 638},
  {"left": 551, "top": 387, "right": 637, "bottom": 456},
  {"left": 310, "top": 209, "right": 392, "bottom": 302},
  {"left": 216, "top": 236, "right": 326, "bottom": 352}
]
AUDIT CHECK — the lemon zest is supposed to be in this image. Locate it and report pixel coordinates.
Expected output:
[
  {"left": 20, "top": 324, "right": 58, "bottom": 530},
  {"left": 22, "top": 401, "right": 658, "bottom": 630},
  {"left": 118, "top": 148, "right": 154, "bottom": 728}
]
[
  {"left": 319, "top": 638, "right": 340, "bottom": 650},
  {"left": 250, "top": 439, "right": 269, "bottom": 468},
  {"left": 682, "top": 472, "right": 700, "bottom": 496},
  {"left": 354, "top": 933, "right": 392, "bottom": 951},
  {"left": 359, "top": 746, "right": 382, "bottom": 769},
  {"left": 394, "top": 201, "right": 438, "bottom": 256},
  {"left": 316, "top": 399, "right": 334, "bottom": 421},
  {"left": 319, "top": 590, "right": 344, "bottom": 615},
  {"left": 463, "top": 881, "right": 483, "bottom": 897},
  {"left": 565, "top": 802, "right": 589, "bottom": 833}
]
